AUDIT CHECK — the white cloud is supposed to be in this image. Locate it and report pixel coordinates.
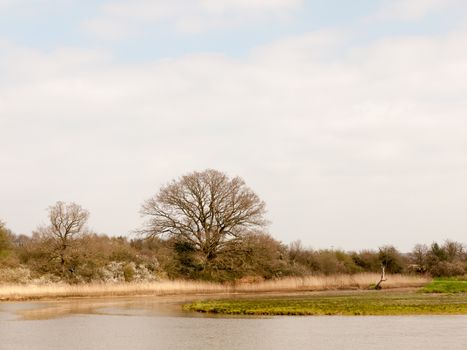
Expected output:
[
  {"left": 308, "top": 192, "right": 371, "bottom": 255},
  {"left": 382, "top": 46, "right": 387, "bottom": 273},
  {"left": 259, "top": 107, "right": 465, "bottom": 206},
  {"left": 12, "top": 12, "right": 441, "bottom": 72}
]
[
  {"left": 2, "top": 28, "right": 467, "bottom": 250},
  {"left": 0, "top": 0, "right": 12, "bottom": 6},
  {"left": 0, "top": 0, "right": 17, "bottom": 12},
  {"left": 252, "top": 30, "right": 345, "bottom": 63},
  {"left": 200, "top": 0, "right": 301, "bottom": 13},
  {"left": 82, "top": 0, "right": 302, "bottom": 39},
  {"left": 370, "top": 0, "right": 460, "bottom": 21},
  {"left": 0, "top": 0, "right": 66, "bottom": 12}
]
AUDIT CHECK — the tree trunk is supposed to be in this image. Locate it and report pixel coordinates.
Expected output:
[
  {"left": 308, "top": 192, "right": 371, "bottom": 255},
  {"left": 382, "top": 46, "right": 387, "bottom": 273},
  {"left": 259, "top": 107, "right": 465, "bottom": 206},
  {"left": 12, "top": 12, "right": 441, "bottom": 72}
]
[{"left": 375, "top": 265, "right": 386, "bottom": 290}]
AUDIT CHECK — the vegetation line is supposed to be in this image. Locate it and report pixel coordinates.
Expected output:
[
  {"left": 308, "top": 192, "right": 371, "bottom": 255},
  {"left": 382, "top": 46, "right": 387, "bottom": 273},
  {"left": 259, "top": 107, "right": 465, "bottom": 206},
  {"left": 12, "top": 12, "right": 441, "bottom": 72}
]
[
  {"left": 1, "top": 170, "right": 466, "bottom": 286},
  {"left": 0, "top": 274, "right": 428, "bottom": 301}
]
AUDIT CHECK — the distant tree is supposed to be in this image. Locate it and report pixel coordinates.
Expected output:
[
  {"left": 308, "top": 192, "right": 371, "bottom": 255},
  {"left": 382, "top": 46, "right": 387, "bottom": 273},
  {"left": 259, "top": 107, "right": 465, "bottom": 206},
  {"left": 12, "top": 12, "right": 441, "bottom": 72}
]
[
  {"left": 426, "top": 240, "right": 466, "bottom": 277},
  {"left": 378, "top": 245, "right": 404, "bottom": 273},
  {"left": 409, "top": 244, "right": 428, "bottom": 273},
  {"left": 351, "top": 250, "right": 380, "bottom": 272},
  {"left": 443, "top": 240, "right": 464, "bottom": 262},
  {"left": 140, "top": 169, "right": 268, "bottom": 268},
  {"left": 0, "top": 221, "right": 8, "bottom": 248},
  {"left": 0, "top": 221, "right": 12, "bottom": 260},
  {"left": 288, "top": 240, "right": 304, "bottom": 264},
  {"left": 35, "top": 201, "right": 89, "bottom": 277},
  {"left": 430, "top": 242, "right": 447, "bottom": 262}
]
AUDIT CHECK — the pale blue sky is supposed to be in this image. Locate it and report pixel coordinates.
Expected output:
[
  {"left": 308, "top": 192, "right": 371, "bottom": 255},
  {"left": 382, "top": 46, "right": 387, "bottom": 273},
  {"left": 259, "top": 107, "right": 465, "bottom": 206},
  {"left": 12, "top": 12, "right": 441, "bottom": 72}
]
[
  {"left": 1, "top": 0, "right": 467, "bottom": 251},
  {"left": 1, "top": 0, "right": 463, "bottom": 60}
]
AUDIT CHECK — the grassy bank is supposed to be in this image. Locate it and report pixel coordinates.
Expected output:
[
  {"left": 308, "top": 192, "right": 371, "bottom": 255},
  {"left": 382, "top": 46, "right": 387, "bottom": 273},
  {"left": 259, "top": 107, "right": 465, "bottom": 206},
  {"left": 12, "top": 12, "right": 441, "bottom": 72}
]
[
  {"left": 420, "top": 277, "right": 467, "bottom": 293},
  {"left": 184, "top": 291, "right": 467, "bottom": 316},
  {"left": 0, "top": 273, "right": 429, "bottom": 301}
]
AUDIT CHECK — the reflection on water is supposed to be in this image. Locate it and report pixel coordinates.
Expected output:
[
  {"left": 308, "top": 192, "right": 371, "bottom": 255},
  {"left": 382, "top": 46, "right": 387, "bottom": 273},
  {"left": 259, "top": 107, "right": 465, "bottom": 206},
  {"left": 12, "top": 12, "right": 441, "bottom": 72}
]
[
  {"left": 0, "top": 294, "right": 241, "bottom": 320},
  {"left": 1, "top": 296, "right": 466, "bottom": 350}
]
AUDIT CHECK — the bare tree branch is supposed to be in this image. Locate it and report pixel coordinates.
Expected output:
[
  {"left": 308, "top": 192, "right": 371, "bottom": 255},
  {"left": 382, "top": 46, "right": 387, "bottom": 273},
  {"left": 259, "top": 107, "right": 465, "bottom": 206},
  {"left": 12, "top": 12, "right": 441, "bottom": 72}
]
[
  {"left": 140, "top": 169, "right": 268, "bottom": 262},
  {"left": 34, "top": 201, "right": 89, "bottom": 276}
]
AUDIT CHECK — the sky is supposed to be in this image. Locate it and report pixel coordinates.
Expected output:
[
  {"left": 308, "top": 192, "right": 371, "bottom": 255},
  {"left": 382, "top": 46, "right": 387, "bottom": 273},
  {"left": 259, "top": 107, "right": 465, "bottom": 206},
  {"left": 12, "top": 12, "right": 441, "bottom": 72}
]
[{"left": 1, "top": 0, "right": 467, "bottom": 251}]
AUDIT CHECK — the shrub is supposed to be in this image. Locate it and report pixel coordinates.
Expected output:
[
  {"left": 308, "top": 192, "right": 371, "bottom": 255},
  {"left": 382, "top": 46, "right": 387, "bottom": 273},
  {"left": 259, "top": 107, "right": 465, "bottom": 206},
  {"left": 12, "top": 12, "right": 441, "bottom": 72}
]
[
  {"left": 351, "top": 250, "right": 380, "bottom": 272},
  {"left": 123, "top": 262, "right": 136, "bottom": 282},
  {"left": 0, "top": 266, "right": 32, "bottom": 284},
  {"left": 429, "top": 261, "right": 465, "bottom": 277}
]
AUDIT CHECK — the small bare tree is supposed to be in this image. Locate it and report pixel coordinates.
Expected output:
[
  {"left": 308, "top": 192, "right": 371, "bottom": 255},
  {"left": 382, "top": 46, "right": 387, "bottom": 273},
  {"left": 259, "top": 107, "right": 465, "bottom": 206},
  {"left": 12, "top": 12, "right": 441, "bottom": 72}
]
[
  {"left": 374, "top": 264, "right": 387, "bottom": 290},
  {"left": 141, "top": 169, "right": 268, "bottom": 265},
  {"left": 36, "top": 201, "right": 89, "bottom": 276}
]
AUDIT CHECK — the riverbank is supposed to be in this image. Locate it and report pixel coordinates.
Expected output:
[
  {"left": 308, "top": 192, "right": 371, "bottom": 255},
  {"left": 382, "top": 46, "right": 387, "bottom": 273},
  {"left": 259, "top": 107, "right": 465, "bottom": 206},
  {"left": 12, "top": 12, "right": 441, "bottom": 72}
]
[
  {"left": 0, "top": 273, "right": 429, "bottom": 301},
  {"left": 184, "top": 291, "right": 467, "bottom": 315}
]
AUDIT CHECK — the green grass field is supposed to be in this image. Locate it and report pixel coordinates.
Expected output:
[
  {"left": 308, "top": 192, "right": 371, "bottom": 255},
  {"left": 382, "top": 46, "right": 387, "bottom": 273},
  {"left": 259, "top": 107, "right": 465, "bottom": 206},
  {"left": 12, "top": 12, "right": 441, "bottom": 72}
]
[
  {"left": 420, "top": 277, "right": 467, "bottom": 294},
  {"left": 184, "top": 291, "right": 467, "bottom": 316}
]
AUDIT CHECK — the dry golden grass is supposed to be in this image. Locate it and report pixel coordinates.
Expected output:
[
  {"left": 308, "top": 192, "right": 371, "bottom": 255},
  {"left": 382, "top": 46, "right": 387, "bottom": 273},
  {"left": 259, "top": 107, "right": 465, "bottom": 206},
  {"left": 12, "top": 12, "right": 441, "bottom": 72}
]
[
  {"left": 233, "top": 273, "right": 430, "bottom": 292},
  {"left": 0, "top": 273, "right": 430, "bottom": 301},
  {"left": 0, "top": 280, "right": 227, "bottom": 301}
]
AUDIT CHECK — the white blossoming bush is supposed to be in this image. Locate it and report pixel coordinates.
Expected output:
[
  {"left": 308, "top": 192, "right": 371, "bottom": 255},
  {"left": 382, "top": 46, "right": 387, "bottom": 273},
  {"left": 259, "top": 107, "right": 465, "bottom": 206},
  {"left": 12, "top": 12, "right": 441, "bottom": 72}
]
[
  {"left": 98, "top": 261, "right": 158, "bottom": 283},
  {"left": 0, "top": 266, "right": 31, "bottom": 284}
]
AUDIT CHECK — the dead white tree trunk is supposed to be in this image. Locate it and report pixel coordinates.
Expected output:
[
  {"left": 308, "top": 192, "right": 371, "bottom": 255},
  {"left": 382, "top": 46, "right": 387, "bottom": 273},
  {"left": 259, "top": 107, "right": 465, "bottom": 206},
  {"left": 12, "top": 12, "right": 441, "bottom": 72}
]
[{"left": 375, "top": 264, "right": 387, "bottom": 290}]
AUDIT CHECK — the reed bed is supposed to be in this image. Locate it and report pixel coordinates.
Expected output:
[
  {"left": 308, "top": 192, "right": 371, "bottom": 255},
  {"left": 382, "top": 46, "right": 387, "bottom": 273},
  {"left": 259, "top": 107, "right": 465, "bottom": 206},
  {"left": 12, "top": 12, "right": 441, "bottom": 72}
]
[
  {"left": 0, "top": 273, "right": 430, "bottom": 301},
  {"left": 234, "top": 273, "right": 430, "bottom": 293},
  {"left": 0, "top": 280, "right": 227, "bottom": 301}
]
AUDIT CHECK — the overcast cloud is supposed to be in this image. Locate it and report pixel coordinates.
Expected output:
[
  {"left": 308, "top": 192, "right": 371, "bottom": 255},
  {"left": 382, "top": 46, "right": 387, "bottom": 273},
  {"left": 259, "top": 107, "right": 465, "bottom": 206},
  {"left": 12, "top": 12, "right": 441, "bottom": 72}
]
[
  {"left": 83, "top": 0, "right": 302, "bottom": 39},
  {"left": 1, "top": 0, "right": 467, "bottom": 251}
]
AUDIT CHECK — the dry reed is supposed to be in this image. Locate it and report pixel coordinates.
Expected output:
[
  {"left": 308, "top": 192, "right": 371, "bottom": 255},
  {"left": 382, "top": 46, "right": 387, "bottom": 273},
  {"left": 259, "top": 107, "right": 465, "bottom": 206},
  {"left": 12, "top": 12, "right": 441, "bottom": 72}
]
[
  {"left": 233, "top": 273, "right": 430, "bottom": 292},
  {"left": 0, "top": 273, "right": 430, "bottom": 301}
]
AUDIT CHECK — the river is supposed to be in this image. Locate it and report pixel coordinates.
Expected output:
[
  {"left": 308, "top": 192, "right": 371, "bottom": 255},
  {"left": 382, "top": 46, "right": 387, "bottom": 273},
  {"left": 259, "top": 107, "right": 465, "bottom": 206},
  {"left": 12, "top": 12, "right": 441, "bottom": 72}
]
[{"left": 1, "top": 296, "right": 466, "bottom": 350}]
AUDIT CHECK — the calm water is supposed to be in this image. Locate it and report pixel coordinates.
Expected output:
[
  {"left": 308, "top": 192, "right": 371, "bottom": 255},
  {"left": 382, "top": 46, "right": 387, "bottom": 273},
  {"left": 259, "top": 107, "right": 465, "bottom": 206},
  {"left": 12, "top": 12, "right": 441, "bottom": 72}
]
[{"left": 1, "top": 296, "right": 466, "bottom": 350}]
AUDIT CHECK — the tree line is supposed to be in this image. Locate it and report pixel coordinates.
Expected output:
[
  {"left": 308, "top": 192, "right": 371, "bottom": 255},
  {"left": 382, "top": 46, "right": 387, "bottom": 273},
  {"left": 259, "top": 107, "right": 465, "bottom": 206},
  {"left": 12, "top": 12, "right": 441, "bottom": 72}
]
[{"left": 1, "top": 169, "right": 466, "bottom": 283}]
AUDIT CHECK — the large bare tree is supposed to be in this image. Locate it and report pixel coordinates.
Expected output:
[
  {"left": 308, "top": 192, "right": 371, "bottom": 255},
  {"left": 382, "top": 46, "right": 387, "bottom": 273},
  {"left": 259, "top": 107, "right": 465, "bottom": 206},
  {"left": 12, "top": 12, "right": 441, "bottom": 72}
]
[
  {"left": 36, "top": 201, "right": 89, "bottom": 275},
  {"left": 141, "top": 169, "right": 268, "bottom": 263}
]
